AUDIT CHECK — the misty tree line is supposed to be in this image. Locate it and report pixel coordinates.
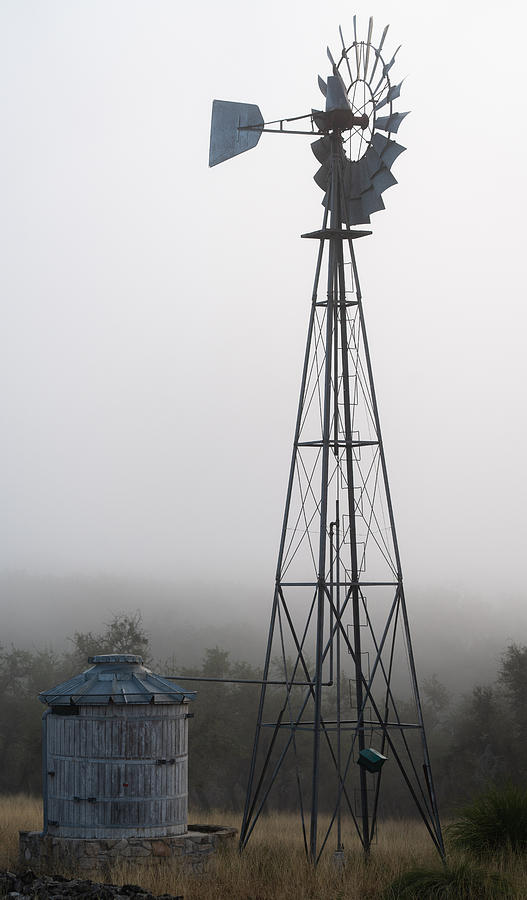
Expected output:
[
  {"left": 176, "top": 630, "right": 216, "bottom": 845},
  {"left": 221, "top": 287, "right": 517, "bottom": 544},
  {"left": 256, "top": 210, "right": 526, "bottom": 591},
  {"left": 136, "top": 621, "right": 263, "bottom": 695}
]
[{"left": 0, "top": 612, "right": 526, "bottom": 816}]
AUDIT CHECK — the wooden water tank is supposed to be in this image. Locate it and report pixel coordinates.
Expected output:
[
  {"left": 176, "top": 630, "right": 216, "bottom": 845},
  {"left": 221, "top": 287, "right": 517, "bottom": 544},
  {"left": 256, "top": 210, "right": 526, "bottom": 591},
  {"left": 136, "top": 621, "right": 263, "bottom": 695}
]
[{"left": 39, "top": 654, "right": 195, "bottom": 840}]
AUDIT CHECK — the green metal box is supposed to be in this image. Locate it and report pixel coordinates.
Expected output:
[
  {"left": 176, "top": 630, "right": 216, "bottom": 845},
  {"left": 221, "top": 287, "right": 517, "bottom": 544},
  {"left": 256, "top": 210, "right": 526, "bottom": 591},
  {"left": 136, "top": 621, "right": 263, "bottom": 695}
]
[{"left": 357, "top": 747, "right": 388, "bottom": 773}]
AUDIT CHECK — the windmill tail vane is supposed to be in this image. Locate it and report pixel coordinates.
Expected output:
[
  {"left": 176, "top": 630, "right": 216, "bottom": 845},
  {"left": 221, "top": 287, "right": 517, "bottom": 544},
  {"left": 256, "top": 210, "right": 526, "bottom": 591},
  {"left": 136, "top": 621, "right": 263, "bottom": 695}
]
[{"left": 209, "top": 18, "right": 444, "bottom": 865}]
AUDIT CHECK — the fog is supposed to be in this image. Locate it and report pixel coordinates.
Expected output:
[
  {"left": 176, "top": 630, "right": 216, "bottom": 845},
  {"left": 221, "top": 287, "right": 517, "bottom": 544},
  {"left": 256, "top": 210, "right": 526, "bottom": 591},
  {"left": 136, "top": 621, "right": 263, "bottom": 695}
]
[
  {"left": 1, "top": 1, "right": 526, "bottom": 684},
  {"left": 1, "top": 570, "right": 525, "bottom": 697}
]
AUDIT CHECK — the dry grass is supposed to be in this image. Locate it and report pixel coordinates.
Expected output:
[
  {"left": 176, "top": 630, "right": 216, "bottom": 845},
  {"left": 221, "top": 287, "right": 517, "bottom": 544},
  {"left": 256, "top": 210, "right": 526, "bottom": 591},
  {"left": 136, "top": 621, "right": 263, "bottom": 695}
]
[
  {"left": 1, "top": 797, "right": 527, "bottom": 898},
  {"left": 91, "top": 815, "right": 439, "bottom": 900},
  {"left": 0, "top": 794, "right": 41, "bottom": 870}
]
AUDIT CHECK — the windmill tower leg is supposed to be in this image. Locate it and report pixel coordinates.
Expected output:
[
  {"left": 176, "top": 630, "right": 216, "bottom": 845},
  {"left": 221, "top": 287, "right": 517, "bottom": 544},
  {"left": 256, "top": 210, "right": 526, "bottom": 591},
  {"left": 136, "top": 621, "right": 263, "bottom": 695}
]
[{"left": 348, "top": 241, "right": 445, "bottom": 859}]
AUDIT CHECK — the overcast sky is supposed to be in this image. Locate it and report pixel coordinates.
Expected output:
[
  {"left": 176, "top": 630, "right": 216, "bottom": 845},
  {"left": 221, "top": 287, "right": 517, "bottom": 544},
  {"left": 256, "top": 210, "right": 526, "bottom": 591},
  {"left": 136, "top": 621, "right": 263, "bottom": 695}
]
[{"left": 1, "top": 0, "right": 526, "bottom": 622}]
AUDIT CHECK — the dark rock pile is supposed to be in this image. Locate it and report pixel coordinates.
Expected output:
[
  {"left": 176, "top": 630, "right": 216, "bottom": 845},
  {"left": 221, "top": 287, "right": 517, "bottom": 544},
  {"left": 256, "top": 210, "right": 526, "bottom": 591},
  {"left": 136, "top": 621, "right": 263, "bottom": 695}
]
[{"left": 0, "top": 871, "right": 183, "bottom": 900}]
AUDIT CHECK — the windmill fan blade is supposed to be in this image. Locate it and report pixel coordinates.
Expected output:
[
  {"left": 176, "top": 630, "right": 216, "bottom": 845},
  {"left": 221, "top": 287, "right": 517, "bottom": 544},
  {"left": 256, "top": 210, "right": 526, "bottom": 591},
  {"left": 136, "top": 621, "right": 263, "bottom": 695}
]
[
  {"left": 314, "top": 164, "right": 330, "bottom": 191},
  {"left": 373, "top": 45, "right": 401, "bottom": 94},
  {"left": 369, "top": 24, "right": 389, "bottom": 84},
  {"left": 209, "top": 100, "right": 264, "bottom": 167},
  {"left": 364, "top": 16, "right": 373, "bottom": 80},
  {"left": 327, "top": 46, "right": 337, "bottom": 70},
  {"left": 318, "top": 76, "right": 327, "bottom": 97},
  {"left": 343, "top": 157, "right": 371, "bottom": 199},
  {"left": 339, "top": 25, "right": 354, "bottom": 90},
  {"left": 372, "top": 133, "right": 406, "bottom": 169},
  {"left": 353, "top": 15, "right": 360, "bottom": 74},
  {"left": 311, "top": 136, "right": 331, "bottom": 164},
  {"left": 374, "top": 80, "right": 404, "bottom": 111},
  {"left": 348, "top": 197, "right": 371, "bottom": 225},
  {"left": 374, "top": 111, "right": 410, "bottom": 133},
  {"left": 371, "top": 165, "right": 397, "bottom": 196},
  {"left": 383, "top": 46, "right": 401, "bottom": 77},
  {"left": 364, "top": 145, "right": 384, "bottom": 179},
  {"left": 361, "top": 186, "right": 386, "bottom": 216}
]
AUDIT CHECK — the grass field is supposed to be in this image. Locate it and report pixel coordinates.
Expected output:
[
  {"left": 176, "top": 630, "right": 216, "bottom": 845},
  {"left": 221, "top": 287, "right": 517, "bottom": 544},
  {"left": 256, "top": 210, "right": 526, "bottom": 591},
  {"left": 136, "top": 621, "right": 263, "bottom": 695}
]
[{"left": 1, "top": 795, "right": 527, "bottom": 898}]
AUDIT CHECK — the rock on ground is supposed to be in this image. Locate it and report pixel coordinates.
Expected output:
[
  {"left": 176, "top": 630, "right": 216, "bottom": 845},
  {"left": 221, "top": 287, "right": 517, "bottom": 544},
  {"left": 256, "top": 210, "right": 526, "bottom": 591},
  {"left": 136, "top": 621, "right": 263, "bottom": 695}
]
[{"left": 0, "top": 870, "right": 183, "bottom": 900}]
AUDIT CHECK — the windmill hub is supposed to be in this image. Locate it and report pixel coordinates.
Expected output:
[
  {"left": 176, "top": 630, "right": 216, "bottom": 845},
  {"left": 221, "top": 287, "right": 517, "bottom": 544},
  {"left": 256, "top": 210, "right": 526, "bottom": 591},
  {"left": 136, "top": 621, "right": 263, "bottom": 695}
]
[
  {"left": 315, "top": 73, "right": 370, "bottom": 134},
  {"left": 314, "top": 110, "right": 369, "bottom": 134}
]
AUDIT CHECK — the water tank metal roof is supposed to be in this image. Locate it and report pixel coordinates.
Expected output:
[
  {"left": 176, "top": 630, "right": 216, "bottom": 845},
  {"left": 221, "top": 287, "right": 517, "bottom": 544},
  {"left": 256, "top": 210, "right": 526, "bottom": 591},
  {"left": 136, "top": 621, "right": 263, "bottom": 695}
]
[{"left": 39, "top": 654, "right": 196, "bottom": 706}]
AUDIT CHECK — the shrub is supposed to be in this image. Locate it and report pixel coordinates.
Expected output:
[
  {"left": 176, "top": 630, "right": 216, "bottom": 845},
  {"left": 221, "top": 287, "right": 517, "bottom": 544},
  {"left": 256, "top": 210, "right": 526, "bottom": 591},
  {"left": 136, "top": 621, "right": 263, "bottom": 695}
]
[
  {"left": 381, "top": 861, "right": 512, "bottom": 899},
  {"left": 447, "top": 783, "right": 527, "bottom": 854}
]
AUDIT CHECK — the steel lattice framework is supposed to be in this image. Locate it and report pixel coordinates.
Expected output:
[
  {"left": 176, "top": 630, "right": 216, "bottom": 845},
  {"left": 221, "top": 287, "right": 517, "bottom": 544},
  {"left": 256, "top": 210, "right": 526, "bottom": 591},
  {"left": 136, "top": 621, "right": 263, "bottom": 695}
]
[{"left": 209, "top": 18, "right": 445, "bottom": 864}]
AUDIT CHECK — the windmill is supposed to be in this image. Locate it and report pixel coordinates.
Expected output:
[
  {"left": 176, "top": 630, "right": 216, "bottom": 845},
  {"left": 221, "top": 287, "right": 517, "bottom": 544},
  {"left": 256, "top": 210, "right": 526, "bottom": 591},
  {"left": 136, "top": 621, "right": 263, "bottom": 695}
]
[{"left": 209, "top": 18, "right": 444, "bottom": 864}]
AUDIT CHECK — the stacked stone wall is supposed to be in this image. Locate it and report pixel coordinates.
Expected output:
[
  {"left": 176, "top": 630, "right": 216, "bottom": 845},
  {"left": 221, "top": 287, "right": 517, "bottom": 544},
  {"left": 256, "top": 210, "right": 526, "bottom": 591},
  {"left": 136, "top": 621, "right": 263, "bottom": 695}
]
[{"left": 19, "top": 826, "right": 236, "bottom": 876}]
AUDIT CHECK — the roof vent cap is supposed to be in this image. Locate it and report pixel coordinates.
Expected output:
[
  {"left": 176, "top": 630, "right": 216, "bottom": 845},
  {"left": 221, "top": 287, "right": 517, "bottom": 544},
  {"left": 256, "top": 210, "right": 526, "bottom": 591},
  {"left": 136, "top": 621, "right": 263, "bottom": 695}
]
[{"left": 88, "top": 654, "right": 143, "bottom": 665}]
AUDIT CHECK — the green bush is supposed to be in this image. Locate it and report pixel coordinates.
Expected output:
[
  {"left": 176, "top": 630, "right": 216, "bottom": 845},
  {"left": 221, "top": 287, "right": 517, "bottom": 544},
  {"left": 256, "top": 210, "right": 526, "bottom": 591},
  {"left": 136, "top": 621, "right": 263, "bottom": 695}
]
[
  {"left": 447, "top": 783, "right": 527, "bottom": 854},
  {"left": 381, "top": 861, "right": 512, "bottom": 899}
]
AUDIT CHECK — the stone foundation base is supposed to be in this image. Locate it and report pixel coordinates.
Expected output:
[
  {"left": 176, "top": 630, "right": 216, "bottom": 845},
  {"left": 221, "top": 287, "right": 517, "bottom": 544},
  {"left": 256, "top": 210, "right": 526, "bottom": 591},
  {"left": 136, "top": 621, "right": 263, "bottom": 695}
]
[{"left": 19, "top": 825, "right": 237, "bottom": 875}]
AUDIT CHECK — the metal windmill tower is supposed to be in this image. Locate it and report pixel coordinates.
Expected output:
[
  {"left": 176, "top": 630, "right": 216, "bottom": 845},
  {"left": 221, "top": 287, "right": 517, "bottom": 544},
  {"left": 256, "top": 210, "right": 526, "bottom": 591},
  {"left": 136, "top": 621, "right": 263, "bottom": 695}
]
[{"left": 209, "top": 18, "right": 444, "bottom": 864}]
